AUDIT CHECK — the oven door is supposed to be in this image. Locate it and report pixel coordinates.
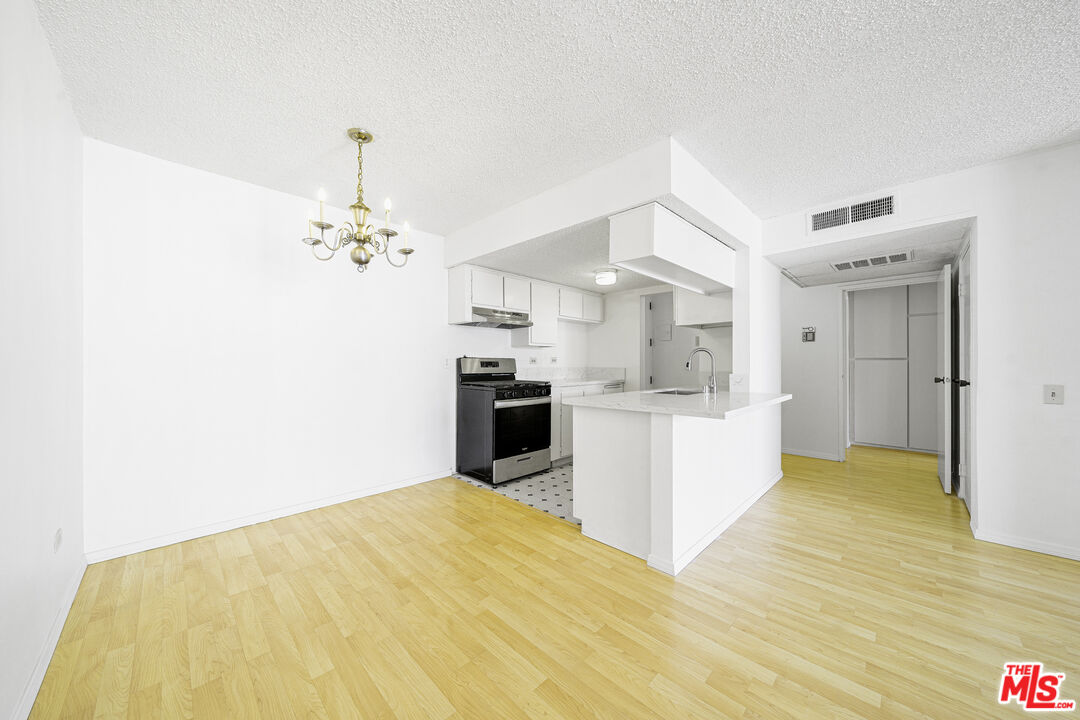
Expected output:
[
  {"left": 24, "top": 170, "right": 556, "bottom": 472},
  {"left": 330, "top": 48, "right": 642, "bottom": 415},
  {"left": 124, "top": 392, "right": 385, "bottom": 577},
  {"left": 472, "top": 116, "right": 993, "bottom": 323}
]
[{"left": 492, "top": 397, "right": 551, "bottom": 460}]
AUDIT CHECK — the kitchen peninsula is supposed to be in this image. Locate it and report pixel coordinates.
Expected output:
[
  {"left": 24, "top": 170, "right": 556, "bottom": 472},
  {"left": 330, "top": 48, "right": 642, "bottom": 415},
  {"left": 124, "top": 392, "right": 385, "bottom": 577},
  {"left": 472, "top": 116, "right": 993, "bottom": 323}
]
[{"left": 564, "top": 388, "right": 791, "bottom": 575}]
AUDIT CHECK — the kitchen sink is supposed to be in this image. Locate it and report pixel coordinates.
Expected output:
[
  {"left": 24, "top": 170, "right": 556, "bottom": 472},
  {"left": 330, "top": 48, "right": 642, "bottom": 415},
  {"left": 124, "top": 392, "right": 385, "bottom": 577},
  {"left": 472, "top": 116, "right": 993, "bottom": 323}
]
[{"left": 655, "top": 389, "right": 703, "bottom": 395}]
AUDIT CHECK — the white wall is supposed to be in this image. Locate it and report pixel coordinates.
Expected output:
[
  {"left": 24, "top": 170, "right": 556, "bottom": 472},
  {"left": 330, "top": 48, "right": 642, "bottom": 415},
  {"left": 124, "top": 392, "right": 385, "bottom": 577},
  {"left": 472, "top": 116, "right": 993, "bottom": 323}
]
[
  {"left": 81, "top": 140, "right": 454, "bottom": 559},
  {"left": 0, "top": 0, "right": 86, "bottom": 716},
  {"left": 766, "top": 141, "right": 1080, "bottom": 560},
  {"left": 780, "top": 281, "right": 842, "bottom": 460},
  {"left": 645, "top": 292, "right": 732, "bottom": 389},
  {"left": 585, "top": 284, "right": 671, "bottom": 391},
  {"left": 447, "top": 320, "right": 589, "bottom": 373}
]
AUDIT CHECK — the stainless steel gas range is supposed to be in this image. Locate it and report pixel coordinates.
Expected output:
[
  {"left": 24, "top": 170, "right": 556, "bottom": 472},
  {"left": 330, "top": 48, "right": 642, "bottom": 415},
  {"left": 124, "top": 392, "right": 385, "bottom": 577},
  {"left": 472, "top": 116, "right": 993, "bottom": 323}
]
[{"left": 456, "top": 357, "right": 552, "bottom": 484}]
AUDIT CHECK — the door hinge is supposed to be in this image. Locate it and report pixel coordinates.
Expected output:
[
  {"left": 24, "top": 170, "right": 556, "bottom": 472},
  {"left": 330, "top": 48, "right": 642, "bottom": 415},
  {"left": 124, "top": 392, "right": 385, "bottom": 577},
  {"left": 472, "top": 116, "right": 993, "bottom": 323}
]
[
  {"left": 650, "top": 376, "right": 653, "bottom": 385},
  {"left": 649, "top": 302, "right": 653, "bottom": 310},
  {"left": 649, "top": 338, "right": 653, "bottom": 347}
]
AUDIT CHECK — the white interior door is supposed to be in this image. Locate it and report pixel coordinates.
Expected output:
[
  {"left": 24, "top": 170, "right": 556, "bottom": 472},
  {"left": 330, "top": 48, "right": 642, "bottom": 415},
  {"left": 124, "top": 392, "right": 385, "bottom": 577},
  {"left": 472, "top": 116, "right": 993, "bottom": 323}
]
[{"left": 936, "top": 264, "right": 953, "bottom": 493}]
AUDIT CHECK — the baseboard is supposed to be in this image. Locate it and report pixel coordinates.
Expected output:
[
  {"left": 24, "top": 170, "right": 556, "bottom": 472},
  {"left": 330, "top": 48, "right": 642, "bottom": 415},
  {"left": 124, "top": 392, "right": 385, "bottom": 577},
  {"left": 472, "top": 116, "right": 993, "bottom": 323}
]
[
  {"left": 973, "top": 529, "right": 1080, "bottom": 563},
  {"left": 851, "top": 442, "right": 937, "bottom": 456},
  {"left": 84, "top": 469, "right": 451, "bottom": 564},
  {"left": 781, "top": 448, "right": 842, "bottom": 462},
  {"left": 12, "top": 561, "right": 87, "bottom": 720},
  {"left": 646, "top": 555, "right": 676, "bottom": 575},
  {"left": 648, "top": 470, "right": 784, "bottom": 576}
]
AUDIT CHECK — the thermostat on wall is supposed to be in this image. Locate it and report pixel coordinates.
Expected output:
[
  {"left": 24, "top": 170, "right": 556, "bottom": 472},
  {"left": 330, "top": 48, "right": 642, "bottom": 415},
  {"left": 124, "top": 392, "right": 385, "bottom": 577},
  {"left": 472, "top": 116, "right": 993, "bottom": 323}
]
[{"left": 802, "top": 326, "right": 816, "bottom": 342}]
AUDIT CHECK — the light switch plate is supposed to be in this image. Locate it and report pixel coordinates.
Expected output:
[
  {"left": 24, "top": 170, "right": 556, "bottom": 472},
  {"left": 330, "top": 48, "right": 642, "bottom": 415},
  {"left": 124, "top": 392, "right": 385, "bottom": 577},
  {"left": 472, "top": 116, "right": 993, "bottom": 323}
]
[{"left": 1043, "top": 385, "right": 1065, "bottom": 405}]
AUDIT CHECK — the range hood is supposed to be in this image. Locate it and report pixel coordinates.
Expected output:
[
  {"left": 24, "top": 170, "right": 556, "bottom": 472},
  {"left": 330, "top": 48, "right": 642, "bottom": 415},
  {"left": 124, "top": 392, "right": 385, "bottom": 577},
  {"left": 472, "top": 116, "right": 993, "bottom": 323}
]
[{"left": 460, "top": 306, "right": 533, "bottom": 329}]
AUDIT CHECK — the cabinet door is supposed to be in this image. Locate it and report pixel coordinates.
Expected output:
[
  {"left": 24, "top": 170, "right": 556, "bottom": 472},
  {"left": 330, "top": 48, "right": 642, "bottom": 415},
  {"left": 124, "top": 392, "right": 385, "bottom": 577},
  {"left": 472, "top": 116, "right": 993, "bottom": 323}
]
[
  {"left": 559, "top": 288, "right": 584, "bottom": 319},
  {"left": 471, "top": 269, "right": 504, "bottom": 308},
  {"left": 503, "top": 276, "right": 531, "bottom": 312},
  {"left": 549, "top": 392, "right": 562, "bottom": 458},
  {"left": 558, "top": 388, "right": 584, "bottom": 459},
  {"left": 673, "top": 287, "right": 732, "bottom": 327},
  {"left": 582, "top": 293, "right": 604, "bottom": 322},
  {"left": 529, "top": 283, "right": 558, "bottom": 345}
]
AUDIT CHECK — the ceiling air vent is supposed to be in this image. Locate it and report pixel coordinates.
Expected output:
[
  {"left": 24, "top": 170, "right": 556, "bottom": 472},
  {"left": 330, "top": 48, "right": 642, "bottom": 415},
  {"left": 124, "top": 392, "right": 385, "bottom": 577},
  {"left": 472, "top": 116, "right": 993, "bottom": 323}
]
[
  {"left": 810, "top": 194, "right": 896, "bottom": 232},
  {"left": 830, "top": 249, "right": 914, "bottom": 273}
]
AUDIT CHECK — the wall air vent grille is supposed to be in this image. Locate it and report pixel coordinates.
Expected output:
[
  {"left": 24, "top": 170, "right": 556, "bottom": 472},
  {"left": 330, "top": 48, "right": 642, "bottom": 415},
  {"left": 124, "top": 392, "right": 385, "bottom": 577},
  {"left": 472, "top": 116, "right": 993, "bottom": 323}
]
[
  {"left": 810, "top": 194, "right": 896, "bottom": 232},
  {"left": 830, "top": 249, "right": 915, "bottom": 273},
  {"left": 811, "top": 207, "right": 850, "bottom": 231}
]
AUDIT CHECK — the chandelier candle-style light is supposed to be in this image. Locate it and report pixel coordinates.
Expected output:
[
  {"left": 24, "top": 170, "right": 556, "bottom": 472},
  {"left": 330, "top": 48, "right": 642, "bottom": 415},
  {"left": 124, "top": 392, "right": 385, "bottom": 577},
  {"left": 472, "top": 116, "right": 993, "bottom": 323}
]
[{"left": 302, "top": 128, "right": 413, "bottom": 273}]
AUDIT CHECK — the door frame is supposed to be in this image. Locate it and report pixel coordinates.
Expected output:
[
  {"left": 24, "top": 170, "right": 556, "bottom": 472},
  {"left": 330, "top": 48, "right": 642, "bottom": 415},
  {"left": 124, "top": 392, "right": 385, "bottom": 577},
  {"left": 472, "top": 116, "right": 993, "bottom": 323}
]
[{"left": 836, "top": 270, "right": 942, "bottom": 464}]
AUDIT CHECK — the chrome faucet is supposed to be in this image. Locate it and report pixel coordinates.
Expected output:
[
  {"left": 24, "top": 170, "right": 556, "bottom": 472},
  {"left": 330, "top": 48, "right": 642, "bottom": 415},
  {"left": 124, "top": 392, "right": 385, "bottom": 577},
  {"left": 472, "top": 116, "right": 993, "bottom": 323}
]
[{"left": 686, "top": 347, "right": 717, "bottom": 395}]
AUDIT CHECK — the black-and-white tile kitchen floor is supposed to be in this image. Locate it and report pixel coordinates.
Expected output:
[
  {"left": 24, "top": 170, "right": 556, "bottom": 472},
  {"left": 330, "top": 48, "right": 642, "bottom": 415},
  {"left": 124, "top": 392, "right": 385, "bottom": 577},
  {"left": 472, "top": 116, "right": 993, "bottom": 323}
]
[{"left": 454, "top": 464, "right": 578, "bottom": 524}]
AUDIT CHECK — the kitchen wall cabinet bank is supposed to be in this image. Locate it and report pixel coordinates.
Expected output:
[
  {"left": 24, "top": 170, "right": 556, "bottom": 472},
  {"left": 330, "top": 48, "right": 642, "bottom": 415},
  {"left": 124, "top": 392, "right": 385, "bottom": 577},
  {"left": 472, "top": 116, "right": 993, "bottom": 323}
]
[{"left": 449, "top": 265, "right": 604, "bottom": 347}]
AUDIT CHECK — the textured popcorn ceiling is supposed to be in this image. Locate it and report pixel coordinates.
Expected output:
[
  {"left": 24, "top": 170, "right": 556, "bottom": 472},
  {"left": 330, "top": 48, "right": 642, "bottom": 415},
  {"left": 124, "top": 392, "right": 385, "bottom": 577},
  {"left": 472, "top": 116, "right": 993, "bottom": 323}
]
[{"left": 36, "top": 0, "right": 1080, "bottom": 234}]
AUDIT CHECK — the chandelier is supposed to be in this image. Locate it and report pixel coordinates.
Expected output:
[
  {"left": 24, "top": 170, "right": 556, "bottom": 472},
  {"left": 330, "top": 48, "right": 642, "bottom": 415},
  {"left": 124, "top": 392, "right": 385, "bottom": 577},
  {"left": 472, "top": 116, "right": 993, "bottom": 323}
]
[{"left": 302, "top": 128, "right": 413, "bottom": 273}]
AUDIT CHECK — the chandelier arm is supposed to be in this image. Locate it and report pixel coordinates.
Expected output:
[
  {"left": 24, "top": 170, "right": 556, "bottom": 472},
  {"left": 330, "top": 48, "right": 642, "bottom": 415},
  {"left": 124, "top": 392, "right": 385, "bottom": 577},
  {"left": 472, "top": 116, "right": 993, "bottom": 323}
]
[
  {"left": 381, "top": 229, "right": 408, "bottom": 267},
  {"left": 364, "top": 225, "right": 384, "bottom": 254},
  {"left": 312, "top": 244, "right": 335, "bottom": 261}
]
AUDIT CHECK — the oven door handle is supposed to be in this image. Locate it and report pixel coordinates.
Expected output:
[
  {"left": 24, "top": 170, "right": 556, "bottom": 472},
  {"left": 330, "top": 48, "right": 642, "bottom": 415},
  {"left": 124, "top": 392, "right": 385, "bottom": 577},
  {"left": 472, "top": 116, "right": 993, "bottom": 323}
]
[{"left": 493, "top": 397, "right": 552, "bottom": 409}]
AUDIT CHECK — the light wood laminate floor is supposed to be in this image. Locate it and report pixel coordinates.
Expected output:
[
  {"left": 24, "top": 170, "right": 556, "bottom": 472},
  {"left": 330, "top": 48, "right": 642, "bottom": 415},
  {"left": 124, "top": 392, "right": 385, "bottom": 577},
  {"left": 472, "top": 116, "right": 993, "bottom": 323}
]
[{"left": 31, "top": 447, "right": 1080, "bottom": 719}]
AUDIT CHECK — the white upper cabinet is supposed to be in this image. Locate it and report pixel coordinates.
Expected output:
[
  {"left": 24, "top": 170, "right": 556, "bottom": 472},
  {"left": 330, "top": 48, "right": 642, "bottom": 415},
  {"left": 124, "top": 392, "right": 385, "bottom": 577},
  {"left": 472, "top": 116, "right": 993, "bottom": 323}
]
[
  {"left": 559, "top": 288, "right": 584, "bottom": 319},
  {"left": 512, "top": 282, "right": 558, "bottom": 347},
  {"left": 471, "top": 268, "right": 504, "bottom": 308},
  {"left": 673, "top": 287, "right": 732, "bottom": 327},
  {"left": 502, "top": 276, "right": 531, "bottom": 312},
  {"left": 582, "top": 293, "right": 604, "bottom": 323},
  {"left": 449, "top": 264, "right": 604, "bottom": 329}
]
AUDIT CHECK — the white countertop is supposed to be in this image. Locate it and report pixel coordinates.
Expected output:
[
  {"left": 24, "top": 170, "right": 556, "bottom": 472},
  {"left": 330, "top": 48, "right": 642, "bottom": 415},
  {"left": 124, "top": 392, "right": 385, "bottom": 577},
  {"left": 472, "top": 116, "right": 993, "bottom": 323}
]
[
  {"left": 550, "top": 379, "right": 625, "bottom": 387},
  {"left": 563, "top": 388, "right": 791, "bottom": 419}
]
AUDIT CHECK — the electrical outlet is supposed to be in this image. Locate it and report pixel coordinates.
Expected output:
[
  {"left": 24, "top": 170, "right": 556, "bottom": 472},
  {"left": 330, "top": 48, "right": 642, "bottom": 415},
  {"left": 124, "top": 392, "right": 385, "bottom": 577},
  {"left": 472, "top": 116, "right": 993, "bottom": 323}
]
[
  {"left": 1044, "top": 384, "right": 1065, "bottom": 405},
  {"left": 529, "top": 357, "right": 538, "bottom": 365},
  {"left": 550, "top": 356, "right": 558, "bottom": 364}
]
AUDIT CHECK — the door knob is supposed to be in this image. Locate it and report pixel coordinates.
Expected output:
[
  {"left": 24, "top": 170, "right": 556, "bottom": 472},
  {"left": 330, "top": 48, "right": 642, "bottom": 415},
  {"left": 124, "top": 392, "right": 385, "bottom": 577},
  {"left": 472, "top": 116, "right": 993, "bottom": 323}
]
[
  {"left": 934, "top": 377, "right": 947, "bottom": 383},
  {"left": 954, "top": 379, "right": 971, "bottom": 387}
]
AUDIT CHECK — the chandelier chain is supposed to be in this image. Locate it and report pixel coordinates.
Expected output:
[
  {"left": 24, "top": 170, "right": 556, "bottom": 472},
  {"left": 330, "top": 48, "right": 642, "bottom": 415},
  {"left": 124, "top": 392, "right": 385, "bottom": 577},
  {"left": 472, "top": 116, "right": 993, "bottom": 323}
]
[{"left": 356, "top": 141, "right": 364, "bottom": 205}]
